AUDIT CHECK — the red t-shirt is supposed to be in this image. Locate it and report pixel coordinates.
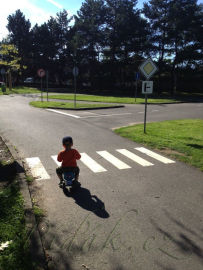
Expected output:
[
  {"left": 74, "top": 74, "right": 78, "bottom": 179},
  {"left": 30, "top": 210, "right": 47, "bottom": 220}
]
[{"left": 57, "top": 149, "right": 81, "bottom": 167}]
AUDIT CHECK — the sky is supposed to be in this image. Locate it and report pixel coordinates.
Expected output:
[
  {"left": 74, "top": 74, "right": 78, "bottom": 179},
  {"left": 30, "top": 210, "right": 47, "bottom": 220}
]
[{"left": 0, "top": 0, "right": 202, "bottom": 40}]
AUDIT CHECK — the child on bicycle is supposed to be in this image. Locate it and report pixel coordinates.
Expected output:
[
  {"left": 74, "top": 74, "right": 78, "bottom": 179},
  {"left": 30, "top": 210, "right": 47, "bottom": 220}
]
[{"left": 56, "top": 136, "right": 81, "bottom": 187}]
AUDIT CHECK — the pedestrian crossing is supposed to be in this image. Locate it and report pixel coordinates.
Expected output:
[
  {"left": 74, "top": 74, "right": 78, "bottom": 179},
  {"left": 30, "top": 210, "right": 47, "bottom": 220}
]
[
  {"left": 116, "top": 149, "right": 154, "bottom": 167},
  {"left": 25, "top": 147, "right": 175, "bottom": 181},
  {"left": 80, "top": 153, "right": 107, "bottom": 173},
  {"left": 97, "top": 151, "right": 131, "bottom": 170},
  {"left": 25, "top": 157, "right": 50, "bottom": 181}
]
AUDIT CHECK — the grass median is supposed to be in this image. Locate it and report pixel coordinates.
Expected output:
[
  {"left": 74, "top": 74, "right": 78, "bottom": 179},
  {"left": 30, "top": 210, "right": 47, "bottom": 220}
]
[
  {"left": 48, "top": 94, "right": 178, "bottom": 104},
  {"left": 30, "top": 100, "right": 117, "bottom": 109},
  {"left": 0, "top": 87, "right": 40, "bottom": 95},
  {"left": 114, "top": 119, "right": 203, "bottom": 171}
]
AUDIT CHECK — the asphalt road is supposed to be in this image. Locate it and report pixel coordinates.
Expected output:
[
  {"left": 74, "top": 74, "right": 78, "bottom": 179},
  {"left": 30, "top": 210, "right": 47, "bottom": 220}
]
[{"left": 0, "top": 94, "right": 203, "bottom": 270}]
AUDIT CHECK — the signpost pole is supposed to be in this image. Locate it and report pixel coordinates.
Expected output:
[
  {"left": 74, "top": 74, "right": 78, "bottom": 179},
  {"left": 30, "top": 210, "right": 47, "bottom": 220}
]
[
  {"left": 135, "top": 72, "right": 139, "bottom": 102},
  {"left": 46, "top": 70, "right": 49, "bottom": 102},
  {"left": 74, "top": 70, "right": 76, "bottom": 109},
  {"left": 144, "top": 93, "right": 147, "bottom": 134},
  {"left": 135, "top": 79, "right": 138, "bottom": 102},
  {"left": 139, "top": 58, "right": 158, "bottom": 134},
  {"left": 40, "top": 77, "right": 43, "bottom": 102},
  {"left": 37, "top": 69, "right": 45, "bottom": 102}
]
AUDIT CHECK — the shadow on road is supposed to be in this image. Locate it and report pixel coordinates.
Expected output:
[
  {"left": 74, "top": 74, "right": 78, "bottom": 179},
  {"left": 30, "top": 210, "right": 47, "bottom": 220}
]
[
  {"left": 63, "top": 187, "right": 110, "bottom": 218},
  {"left": 152, "top": 209, "right": 203, "bottom": 270}
]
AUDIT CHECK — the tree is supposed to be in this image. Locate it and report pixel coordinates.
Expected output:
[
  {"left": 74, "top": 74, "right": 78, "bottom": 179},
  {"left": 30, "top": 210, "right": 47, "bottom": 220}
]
[
  {"left": 73, "top": 0, "right": 106, "bottom": 88},
  {"left": 104, "top": 0, "right": 149, "bottom": 89},
  {"left": 143, "top": 0, "right": 171, "bottom": 94},
  {"left": 32, "top": 10, "right": 73, "bottom": 83},
  {"left": 7, "top": 10, "right": 32, "bottom": 76},
  {"left": 167, "top": 0, "right": 202, "bottom": 94},
  {"left": 48, "top": 10, "right": 73, "bottom": 83},
  {"left": 0, "top": 44, "right": 23, "bottom": 90}
]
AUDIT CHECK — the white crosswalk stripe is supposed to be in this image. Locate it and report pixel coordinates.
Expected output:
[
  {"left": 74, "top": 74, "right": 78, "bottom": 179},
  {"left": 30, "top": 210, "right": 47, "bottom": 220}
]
[
  {"left": 80, "top": 153, "right": 107, "bottom": 173},
  {"left": 51, "top": 155, "right": 61, "bottom": 166},
  {"left": 116, "top": 149, "right": 154, "bottom": 167},
  {"left": 135, "top": 147, "right": 175, "bottom": 164},
  {"left": 97, "top": 151, "right": 131, "bottom": 169},
  {"left": 26, "top": 157, "right": 50, "bottom": 180}
]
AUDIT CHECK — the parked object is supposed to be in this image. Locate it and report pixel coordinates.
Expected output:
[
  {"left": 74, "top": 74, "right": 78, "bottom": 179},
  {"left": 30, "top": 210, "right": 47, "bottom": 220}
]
[{"left": 24, "top": 77, "right": 34, "bottom": 83}]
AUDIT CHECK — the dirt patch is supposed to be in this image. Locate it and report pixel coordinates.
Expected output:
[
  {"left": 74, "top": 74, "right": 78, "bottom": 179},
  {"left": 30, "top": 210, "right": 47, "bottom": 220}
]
[
  {"left": 158, "top": 148, "right": 186, "bottom": 157},
  {"left": 0, "top": 137, "right": 13, "bottom": 161},
  {"left": 0, "top": 137, "right": 16, "bottom": 188}
]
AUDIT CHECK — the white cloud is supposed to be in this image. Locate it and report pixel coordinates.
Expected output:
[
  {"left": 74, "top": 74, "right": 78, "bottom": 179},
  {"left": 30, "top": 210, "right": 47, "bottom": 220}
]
[
  {"left": 46, "top": 0, "right": 63, "bottom": 9},
  {"left": 0, "top": 0, "right": 55, "bottom": 40}
]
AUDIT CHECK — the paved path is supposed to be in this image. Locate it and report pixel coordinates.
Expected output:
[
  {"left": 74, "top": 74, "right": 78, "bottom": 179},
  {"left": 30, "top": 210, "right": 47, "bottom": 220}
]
[{"left": 0, "top": 94, "right": 203, "bottom": 270}]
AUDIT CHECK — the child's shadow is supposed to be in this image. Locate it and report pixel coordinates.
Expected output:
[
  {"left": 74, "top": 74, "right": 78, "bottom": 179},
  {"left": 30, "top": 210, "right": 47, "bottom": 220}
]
[{"left": 63, "top": 187, "right": 110, "bottom": 218}]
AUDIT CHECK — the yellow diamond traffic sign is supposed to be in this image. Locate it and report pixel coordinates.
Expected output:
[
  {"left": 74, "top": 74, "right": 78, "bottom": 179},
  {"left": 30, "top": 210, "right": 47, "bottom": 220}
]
[{"left": 139, "top": 58, "right": 158, "bottom": 79}]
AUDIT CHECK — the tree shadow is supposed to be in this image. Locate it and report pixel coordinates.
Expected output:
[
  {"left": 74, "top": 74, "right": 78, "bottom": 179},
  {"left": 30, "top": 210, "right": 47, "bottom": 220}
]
[
  {"left": 151, "top": 209, "right": 203, "bottom": 269},
  {"left": 0, "top": 160, "right": 24, "bottom": 185},
  {"left": 187, "top": 143, "right": 203, "bottom": 149},
  {"left": 63, "top": 187, "right": 110, "bottom": 218}
]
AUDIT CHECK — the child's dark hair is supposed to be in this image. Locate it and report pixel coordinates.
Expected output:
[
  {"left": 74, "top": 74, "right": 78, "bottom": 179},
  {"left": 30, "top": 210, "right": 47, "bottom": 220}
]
[{"left": 62, "top": 136, "right": 73, "bottom": 145}]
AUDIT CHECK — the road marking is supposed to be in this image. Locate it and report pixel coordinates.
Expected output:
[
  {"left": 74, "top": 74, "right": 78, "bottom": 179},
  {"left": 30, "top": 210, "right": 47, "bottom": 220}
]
[
  {"left": 46, "top": 109, "right": 80, "bottom": 118},
  {"left": 151, "top": 110, "right": 159, "bottom": 112},
  {"left": 138, "top": 112, "right": 144, "bottom": 114},
  {"left": 80, "top": 113, "right": 132, "bottom": 119},
  {"left": 80, "top": 153, "right": 107, "bottom": 173},
  {"left": 51, "top": 155, "right": 61, "bottom": 166},
  {"left": 135, "top": 147, "right": 175, "bottom": 164},
  {"left": 97, "top": 151, "right": 131, "bottom": 169},
  {"left": 26, "top": 157, "right": 50, "bottom": 180},
  {"left": 116, "top": 149, "right": 154, "bottom": 167},
  {"left": 46, "top": 109, "right": 131, "bottom": 119}
]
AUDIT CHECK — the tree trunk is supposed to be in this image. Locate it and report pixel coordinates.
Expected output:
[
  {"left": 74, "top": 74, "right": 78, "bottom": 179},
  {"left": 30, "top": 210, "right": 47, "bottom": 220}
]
[
  {"left": 171, "top": 41, "right": 178, "bottom": 97},
  {"left": 8, "top": 70, "right": 12, "bottom": 91}
]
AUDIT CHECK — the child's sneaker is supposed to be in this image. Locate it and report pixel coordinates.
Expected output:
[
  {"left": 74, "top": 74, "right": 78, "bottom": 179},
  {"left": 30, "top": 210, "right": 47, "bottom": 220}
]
[{"left": 58, "top": 181, "right": 63, "bottom": 188}]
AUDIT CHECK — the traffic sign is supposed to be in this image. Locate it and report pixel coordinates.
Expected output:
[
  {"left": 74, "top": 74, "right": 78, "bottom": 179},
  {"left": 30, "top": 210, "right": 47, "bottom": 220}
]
[
  {"left": 37, "top": 69, "right": 46, "bottom": 78},
  {"left": 139, "top": 58, "right": 158, "bottom": 80},
  {"left": 142, "top": 81, "right": 153, "bottom": 94},
  {"left": 73, "top": 67, "right": 79, "bottom": 77}
]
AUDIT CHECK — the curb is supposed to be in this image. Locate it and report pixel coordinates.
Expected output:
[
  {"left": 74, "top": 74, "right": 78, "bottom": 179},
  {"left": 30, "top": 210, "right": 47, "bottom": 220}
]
[
  {"left": 45, "top": 105, "right": 125, "bottom": 110},
  {"left": 2, "top": 136, "right": 47, "bottom": 269}
]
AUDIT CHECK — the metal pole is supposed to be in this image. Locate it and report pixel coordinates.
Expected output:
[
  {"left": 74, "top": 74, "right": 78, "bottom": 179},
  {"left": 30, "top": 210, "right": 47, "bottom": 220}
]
[
  {"left": 46, "top": 71, "right": 49, "bottom": 102},
  {"left": 144, "top": 93, "right": 147, "bottom": 134},
  {"left": 74, "top": 72, "right": 76, "bottom": 108},
  {"left": 41, "top": 77, "right": 43, "bottom": 102},
  {"left": 135, "top": 80, "right": 138, "bottom": 102}
]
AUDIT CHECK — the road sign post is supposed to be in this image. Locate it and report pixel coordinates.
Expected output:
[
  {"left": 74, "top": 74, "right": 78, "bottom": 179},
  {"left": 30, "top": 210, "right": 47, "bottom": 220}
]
[
  {"left": 142, "top": 81, "right": 154, "bottom": 133},
  {"left": 73, "top": 67, "right": 79, "bottom": 109},
  {"left": 37, "top": 69, "right": 46, "bottom": 102},
  {"left": 135, "top": 72, "right": 139, "bottom": 102},
  {"left": 139, "top": 58, "right": 158, "bottom": 133},
  {"left": 46, "top": 71, "right": 49, "bottom": 102},
  {"left": 144, "top": 94, "right": 147, "bottom": 133}
]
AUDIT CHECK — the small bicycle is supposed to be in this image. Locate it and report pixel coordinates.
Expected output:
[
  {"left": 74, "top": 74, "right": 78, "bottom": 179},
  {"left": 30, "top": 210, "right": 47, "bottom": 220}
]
[{"left": 62, "top": 171, "right": 81, "bottom": 193}]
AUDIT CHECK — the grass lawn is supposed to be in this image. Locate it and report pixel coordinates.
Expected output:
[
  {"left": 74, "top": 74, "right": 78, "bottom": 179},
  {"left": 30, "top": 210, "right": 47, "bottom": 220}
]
[
  {"left": 30, "top": 100, "right": 117, "bottom": 109},
  {"left": 0, "top": 87, "right": 40, "bottom": 95},
  {"left": 114, "top": 119, "right": 203, "bottom": 171},
  {"left": 0, "top": 138, "right": 35, "bottom": 269},
  {"left": 48, "top": 94, "right": 178, "bottom": 104},
  {"left": 0, "top": 181, "right": 33, "bottom": 270}
]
